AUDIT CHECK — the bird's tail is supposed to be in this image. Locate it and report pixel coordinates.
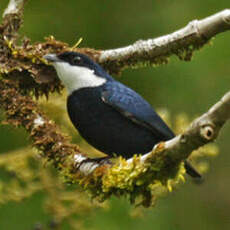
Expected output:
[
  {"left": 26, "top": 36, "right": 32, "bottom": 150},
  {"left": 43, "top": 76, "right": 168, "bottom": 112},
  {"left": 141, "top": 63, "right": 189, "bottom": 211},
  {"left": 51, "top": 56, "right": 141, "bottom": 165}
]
[{"left": 184, "top": 160, "right": 202, "bottom": 179}]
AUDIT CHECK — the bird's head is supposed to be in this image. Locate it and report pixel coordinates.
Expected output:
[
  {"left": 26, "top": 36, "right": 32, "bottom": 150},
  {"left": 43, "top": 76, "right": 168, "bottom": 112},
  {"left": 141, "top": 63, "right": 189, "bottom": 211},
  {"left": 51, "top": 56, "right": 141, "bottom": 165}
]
[{"left": 43, "top": 51, "right": 111, "bottom": 94}]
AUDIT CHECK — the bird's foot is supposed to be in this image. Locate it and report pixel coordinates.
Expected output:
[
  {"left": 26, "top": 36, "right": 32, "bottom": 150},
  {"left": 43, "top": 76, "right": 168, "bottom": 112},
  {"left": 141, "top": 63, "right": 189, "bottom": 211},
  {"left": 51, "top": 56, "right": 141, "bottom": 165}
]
[{"left": 76, "top": 156, "right": 112, "bottom": 170}]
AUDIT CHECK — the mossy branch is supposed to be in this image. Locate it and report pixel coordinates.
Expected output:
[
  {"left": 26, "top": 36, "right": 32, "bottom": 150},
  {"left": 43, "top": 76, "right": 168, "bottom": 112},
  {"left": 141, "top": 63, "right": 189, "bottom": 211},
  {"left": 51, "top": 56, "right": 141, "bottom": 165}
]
[
  {"left": 1, "top": 8, "right": 230, "bottom": 97},
  {"left": 0, "top": 1, "right": 230, "bottom": 206}
]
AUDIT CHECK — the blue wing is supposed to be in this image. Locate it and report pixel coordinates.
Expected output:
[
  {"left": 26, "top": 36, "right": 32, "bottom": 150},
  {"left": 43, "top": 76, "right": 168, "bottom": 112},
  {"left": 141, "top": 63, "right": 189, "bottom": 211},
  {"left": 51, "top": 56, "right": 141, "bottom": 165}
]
[
  {"left": 102, "top": 81, "right": 175, "bottom": 140},
  {"left": 101, "top": 81, "right": 201, "bottom": 178},
  {"left": 102, "top": 81, "right": 201, "bottom": 178}
]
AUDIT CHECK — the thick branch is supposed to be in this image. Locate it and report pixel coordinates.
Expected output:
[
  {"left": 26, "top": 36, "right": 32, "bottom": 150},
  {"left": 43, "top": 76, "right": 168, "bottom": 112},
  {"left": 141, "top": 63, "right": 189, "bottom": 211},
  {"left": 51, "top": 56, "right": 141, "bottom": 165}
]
[
  {"left": 98, "top": 9, "right": 230, "bottom": 73},
  {"left": 0, "top": 79, "right": 82, "bottom": 173}
]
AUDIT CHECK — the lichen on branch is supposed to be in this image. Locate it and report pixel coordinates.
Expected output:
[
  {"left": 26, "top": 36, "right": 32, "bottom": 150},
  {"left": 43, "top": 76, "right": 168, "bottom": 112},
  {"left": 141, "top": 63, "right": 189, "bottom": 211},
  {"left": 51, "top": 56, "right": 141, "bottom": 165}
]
[{"left": 0, "top": 79, "right": 82, "bottom": 171}]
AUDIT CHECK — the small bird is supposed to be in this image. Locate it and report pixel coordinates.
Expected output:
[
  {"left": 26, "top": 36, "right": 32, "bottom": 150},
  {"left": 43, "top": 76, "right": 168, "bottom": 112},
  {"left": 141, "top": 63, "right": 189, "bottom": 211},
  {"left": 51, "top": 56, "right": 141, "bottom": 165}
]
[{"left": 44, "top": 51, "right": 201, "bottom": 178}]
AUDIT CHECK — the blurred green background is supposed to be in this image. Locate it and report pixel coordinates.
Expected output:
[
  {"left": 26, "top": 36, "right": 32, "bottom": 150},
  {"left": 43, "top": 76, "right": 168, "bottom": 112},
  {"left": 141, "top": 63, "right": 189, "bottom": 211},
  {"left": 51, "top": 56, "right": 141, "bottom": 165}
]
[{"left": 0, "top": 0, "right": 230, "bottom": 229}]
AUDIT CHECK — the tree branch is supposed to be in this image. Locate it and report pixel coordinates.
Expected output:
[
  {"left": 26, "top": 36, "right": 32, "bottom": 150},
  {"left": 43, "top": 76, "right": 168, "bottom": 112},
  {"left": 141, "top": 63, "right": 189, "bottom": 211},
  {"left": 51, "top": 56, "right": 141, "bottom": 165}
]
[
  {"left": 142, "top": 91, "right": 230, "bottom": 164},
  {"left": 0, "top": 79, "right": 82, "bottom": 172},
  {"left": 3, "top": 0, "right": 26, "bottom": 17},
  {"left": 0, "top": 2, "right": 230, "bottom": 206},
  {"left": 1, "top": 0, "right": 27, "bottom": 40},
  {"left": 98, "top": 9, "right": 230, "bottom": 73}
]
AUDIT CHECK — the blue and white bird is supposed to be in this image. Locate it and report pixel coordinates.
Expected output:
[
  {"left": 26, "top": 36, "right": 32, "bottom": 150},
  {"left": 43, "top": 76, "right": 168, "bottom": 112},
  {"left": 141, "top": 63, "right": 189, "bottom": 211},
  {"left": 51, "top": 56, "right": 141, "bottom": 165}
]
[{"left": 44, "top": 51, "right": 201, "bottom": 178}]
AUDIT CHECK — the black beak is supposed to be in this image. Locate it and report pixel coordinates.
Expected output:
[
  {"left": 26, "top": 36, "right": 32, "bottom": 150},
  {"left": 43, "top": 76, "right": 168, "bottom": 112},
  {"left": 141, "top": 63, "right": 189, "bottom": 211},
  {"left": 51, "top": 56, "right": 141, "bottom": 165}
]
[{"left": 43, "top": 54, "right": 61, "bottom": 62}]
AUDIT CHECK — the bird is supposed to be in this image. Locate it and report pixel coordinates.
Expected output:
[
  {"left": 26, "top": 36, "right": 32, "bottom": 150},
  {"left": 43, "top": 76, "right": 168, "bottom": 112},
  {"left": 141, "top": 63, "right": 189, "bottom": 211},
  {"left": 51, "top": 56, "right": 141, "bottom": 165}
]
[{"left": 43, "top": 51, "right": 201, "bottom": 178}]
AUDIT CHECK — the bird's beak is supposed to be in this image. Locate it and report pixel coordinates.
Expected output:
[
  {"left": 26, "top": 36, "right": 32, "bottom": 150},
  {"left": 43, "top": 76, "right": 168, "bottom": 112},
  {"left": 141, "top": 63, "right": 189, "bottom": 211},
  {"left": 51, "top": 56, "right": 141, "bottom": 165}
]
[{"left": 43, "top": 54, "right": 61, "bottom": 63}]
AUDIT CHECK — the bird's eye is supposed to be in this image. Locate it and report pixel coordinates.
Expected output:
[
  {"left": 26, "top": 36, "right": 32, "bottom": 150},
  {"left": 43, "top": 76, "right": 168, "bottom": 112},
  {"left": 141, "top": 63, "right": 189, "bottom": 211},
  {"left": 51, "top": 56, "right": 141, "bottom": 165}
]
[{"left": 73, "top": 56, "right": 82, "bottom": 65}]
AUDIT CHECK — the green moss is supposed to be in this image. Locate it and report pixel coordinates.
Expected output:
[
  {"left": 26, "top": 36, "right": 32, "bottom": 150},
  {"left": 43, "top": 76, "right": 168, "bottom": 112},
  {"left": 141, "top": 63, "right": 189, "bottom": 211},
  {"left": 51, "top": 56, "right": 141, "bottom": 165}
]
[{"left": 75, "top": 153, "right": 186, "bottom": 207}]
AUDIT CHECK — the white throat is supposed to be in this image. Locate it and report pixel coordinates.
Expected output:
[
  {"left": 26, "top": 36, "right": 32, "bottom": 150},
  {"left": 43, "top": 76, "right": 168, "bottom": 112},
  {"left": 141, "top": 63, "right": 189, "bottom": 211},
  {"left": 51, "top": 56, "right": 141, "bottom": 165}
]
[{"left": 53, "top": 62, "right": 106, "bottom": 94}]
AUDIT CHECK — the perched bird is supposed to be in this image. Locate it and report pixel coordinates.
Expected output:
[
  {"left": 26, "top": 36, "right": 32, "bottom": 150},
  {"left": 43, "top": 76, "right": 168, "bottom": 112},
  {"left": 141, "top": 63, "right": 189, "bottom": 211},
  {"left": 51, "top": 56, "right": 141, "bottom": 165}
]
[{"left": 44, "top": 51, "right": 201, "bottom": 178}]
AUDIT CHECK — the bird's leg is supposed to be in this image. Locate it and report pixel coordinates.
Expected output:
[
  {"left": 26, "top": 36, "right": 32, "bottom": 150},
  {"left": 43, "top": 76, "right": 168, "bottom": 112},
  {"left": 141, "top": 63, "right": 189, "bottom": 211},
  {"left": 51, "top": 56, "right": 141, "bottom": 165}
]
[{"left": 76, "top": 156, "right": 112, "bottom": 170}]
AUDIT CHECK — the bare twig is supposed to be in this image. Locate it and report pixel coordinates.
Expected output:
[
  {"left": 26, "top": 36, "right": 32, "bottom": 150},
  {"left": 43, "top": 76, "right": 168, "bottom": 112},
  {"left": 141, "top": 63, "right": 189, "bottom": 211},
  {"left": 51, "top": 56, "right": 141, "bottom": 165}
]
[
  {"left": 143, "top": 91, "right": 230, "bottom": 163},
  {"left": 98, "top": 9, "right": 230, "bottom": 73}
]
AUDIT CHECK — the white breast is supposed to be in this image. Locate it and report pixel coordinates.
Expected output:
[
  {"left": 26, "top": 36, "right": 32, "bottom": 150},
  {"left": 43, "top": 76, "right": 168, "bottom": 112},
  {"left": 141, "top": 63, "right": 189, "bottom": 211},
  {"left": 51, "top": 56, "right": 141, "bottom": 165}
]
[{"left": 53, "top": 62, "right": 106, "bottom": 94}]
